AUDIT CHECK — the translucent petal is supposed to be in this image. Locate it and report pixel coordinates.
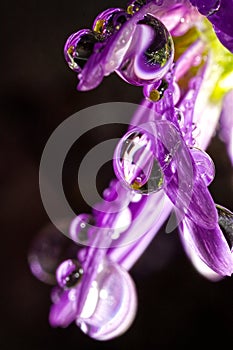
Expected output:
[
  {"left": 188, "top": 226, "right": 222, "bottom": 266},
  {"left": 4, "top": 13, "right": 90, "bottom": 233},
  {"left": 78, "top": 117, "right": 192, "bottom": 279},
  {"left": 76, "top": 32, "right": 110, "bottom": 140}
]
[{"left": 179, "top": 216, "right": 233, "bottom": 276}]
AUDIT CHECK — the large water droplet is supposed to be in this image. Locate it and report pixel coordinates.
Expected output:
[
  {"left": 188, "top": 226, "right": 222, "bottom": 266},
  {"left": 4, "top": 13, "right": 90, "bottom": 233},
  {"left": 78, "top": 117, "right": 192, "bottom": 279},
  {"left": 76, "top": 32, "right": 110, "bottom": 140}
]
[
  {"left": 28, "top": 222, "right": 78, "bottom": 285},
  {"left": 216, "top": 204, "right": 233, "bottom": 250},
  {"left": 190, "top": 147, "right": 215, "bottom": 186},
  {"left": 114, "top": 130, "right": 164, "bottom": 195},
  {"left": 64, "top": 29, "right": 99, "bottom": 73},
  {"left": 116, "top": 14, "right": 174, "bottom": 86},
  {"left": 77, "top": 258, "right": 137, "bottom": 340},
  {"left": 56, "top": 259, "right": 84, "bottom": 289}
]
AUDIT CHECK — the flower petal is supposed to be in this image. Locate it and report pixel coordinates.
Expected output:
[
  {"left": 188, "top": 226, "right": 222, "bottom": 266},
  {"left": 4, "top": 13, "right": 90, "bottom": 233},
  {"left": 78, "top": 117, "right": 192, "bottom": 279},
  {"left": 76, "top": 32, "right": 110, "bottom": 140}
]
[
  {"left": 179, "top": 216, "right": 233, "bottom": 276},
  {"left": 219, "top": 89, "right": 233, "bottom": 165}
]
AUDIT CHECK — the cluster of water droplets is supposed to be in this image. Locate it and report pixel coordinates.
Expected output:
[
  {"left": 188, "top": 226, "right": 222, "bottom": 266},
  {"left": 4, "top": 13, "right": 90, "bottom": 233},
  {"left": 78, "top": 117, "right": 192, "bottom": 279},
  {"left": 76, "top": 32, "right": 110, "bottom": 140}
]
[
  {"left": 30, "top": 0, "right": 233, "bottom": 341},
  {"left": 64, "top": 0, "right": 174, "bottom": 89}
]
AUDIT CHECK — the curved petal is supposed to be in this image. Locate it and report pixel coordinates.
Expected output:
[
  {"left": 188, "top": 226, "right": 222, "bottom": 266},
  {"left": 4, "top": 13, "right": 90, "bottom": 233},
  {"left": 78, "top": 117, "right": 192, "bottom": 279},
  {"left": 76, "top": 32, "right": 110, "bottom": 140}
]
[
  {"left": 179, "top": 216, "right": 233, "bottom": 276},
  {"left": 179, "top": 225, "right": 222, "bottom": 281}
]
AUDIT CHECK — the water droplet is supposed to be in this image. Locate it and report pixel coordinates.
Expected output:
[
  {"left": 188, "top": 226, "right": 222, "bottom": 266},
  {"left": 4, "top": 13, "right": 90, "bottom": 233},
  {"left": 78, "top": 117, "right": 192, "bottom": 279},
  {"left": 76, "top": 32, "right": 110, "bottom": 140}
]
[
  {"left": 116, "top": 14, "right": 174, "bottom": 86},
  {"left": 190, "top": 147, "right": 215, "bottom": 186},
  {"left": 64, "top": 30, "right": 99, "bottom": 73},
  {"left": 207, "top": 0, "right": 221, "bottom": 16},
  {"left": 56, "top": 259, "right": 83, "bottom": 289},
  {"left": 127, "top": 0, "right": 147, "bottom": 15},
  {"left": 216, "top": 204, "right": 233, "bottom": 250},
  {"left": 185, "top": 99, "right": 194, "bottom": 109},
  {"left": 174, "top": 108, "right": 184, "bottom": 126},
  {"left": 114, "top": 130, "right": 164, "bottom": 195},
  {"left": 92, "top": 8, "right": 129, "bottom": 37},
  {"left": 77, "top": 258, "right": 137, "bottom": 340},
  {"left": 28, "top": 223, "right": 78, "bottom": 285},
  {"left": 69, "top": 214, "right": 95, "bottom": 245},
  {"left": 143, "top": 79, "right": 169, "bottom": 102}
]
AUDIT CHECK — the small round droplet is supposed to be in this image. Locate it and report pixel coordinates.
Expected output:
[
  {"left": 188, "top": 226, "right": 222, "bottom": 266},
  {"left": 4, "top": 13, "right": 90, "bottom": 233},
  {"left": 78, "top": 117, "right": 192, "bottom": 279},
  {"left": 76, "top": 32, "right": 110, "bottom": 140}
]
[
  {"left": 216, "top": 204, "right": 233, "bottom": 250},
  {"left": 114, "top": 130, "right": 164, "bottom": 195},
  {"left": 56, "top": 259, "right": 84, "bottom": 289},
  {"left": 190, "top": 147, "right": 215, "bottom": 186},
  {"left": 127, "top": 0, "right": 146, "bottom": 15},
  {"left": 92, "top": 8, "right": 129, "bottom": 37},
  {"left": 69, "top": 214, "right": 95, "bottom": 245},
  {"left": 174, "top": 108, "right": 185, "bottom": 126},
  {"left": 77, "top": 258, "right": 137, "bottom": 340},
  {"left": 64, "top": 29, "right": 99, "bottom": 73},
  {"left": 143, "top": 79, "right": 169, "bottom": 102},
  {"left": 116, "top": 14, "right": 174, "bottom": 85}
]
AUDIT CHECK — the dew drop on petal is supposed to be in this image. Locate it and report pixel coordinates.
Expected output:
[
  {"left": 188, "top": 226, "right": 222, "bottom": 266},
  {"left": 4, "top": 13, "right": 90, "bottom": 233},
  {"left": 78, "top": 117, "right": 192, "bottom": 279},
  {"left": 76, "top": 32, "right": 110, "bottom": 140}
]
[
  {"left": 143, "top": 79, "right": 169, "bottom": 102},
  {"left": 56, "top": 259, "right": 84, "bottom": 289},
  {"left": 92, "top": 8, "right": 129, "bottom": 37},
  {"left": 116, "top": 14, "right": 174, "bottom": 86},
  {"left": 69, "top": 214, "right": 95, "bottom": 245},
  {"left": 190, "top": 147, "right": 215, "bottom": 186},
  {"left": 114, "top": 130, "right": 164, "bottom": 195},
  {"left": 77, "top": 258, "right": 137, "bottom": 340},
  {"left": 174, "top": 108, "right": 185, "bottom": 126},
  {"left": 126, "top": 0, "right": 147, "bottom": 15},
  {"left": 216, "top": 204, "right": 233, "bottom": 250},
  {"left": 64, "top": 29, "right": 99, "bottom": 73}
]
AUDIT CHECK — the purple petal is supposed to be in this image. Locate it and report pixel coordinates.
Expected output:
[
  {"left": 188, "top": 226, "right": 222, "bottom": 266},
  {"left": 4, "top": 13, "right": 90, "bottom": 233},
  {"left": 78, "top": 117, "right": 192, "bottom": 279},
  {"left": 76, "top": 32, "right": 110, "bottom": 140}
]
[
  {"left": 189, "top": 0, "right": 233, "bottom": 52},
  {"left": 179, "top": 227, "right": 223, "bottom": 281},
  {"left": 179, "top": 216, "right": 233, "bottom": 276},
  {"left": 219, "top": 89, "right": 233, "bottom": 165}
]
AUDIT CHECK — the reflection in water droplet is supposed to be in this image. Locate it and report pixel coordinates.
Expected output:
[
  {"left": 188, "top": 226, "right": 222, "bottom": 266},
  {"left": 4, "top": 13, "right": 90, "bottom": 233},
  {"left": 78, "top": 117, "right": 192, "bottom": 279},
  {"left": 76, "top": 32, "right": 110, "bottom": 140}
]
[
  {"left": 127, "top": 0, "right": 147, "bottom": 15},
  {"left": 92, "top": 8, "right": 129, "bottom": 37},
  {"left": 116, "top": 14, "right": 174, "bottom": 85},
  {"left": 216, "top": 205, "right": 233, "bottom": 250},
  {"left": 56, "top": 259, "right": 83, "bottom": 289},
  {"left": 143, "top": 79, "right": 169, "bottom": 102},
  {"left": 190, "top": 147, "right": 215, "bottom": 186},
  {"left": 114, "top": 130, "right": 164, "bottom": 195},
  {"left": 77, "top": 258, "right": 137, "bottom": 340},
  {"left": 64, "top": 30, "right": 99, "bottom": 73},
  {"left": 28, "top": 223, "right": 78, "bottom": 285}
]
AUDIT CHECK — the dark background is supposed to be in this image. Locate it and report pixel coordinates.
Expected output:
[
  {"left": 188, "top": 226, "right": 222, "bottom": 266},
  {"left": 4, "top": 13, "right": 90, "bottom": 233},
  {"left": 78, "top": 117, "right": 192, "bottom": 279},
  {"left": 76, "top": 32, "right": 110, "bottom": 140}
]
[{"left": 1, "top": 0, "right": 233, "bottom": 348}]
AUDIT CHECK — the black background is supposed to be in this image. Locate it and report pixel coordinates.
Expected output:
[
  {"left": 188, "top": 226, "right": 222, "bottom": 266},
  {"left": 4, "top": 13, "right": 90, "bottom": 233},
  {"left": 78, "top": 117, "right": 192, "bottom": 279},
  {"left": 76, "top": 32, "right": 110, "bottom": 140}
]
[{"left": 1, "top": 0, "right": 233, "bottom": 349}]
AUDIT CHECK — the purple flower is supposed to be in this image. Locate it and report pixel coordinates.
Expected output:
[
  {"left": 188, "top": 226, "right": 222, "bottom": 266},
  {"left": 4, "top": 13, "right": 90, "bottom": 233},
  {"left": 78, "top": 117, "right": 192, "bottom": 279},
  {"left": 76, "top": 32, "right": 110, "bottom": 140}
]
[{"left": 30, "top": 0, "right": 233, "bottom": 341}]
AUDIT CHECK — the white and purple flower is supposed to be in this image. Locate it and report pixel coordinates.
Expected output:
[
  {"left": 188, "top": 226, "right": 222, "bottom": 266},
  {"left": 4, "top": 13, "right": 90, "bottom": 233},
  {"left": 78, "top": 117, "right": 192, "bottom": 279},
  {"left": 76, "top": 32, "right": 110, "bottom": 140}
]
[{"left": 30, "top": 0, "right": 233, "bottom": 341}]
